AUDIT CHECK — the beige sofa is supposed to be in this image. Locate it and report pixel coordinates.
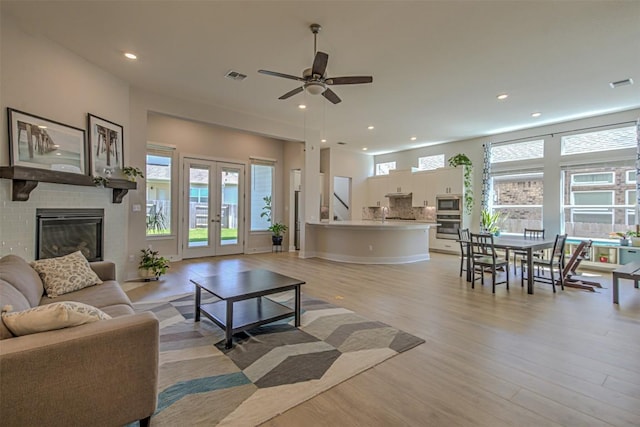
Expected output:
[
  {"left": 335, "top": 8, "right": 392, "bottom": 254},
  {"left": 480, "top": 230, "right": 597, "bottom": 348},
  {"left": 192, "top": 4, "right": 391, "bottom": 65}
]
[{"left": 0, "top": 254, "right": 158, "bottom": 427}]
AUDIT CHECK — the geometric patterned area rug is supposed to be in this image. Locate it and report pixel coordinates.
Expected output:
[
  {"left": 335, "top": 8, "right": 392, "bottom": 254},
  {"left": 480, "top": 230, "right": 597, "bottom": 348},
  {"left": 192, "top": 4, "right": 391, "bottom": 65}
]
[{"left": 132, "top": 292, "right": 424, "bottom": 426}]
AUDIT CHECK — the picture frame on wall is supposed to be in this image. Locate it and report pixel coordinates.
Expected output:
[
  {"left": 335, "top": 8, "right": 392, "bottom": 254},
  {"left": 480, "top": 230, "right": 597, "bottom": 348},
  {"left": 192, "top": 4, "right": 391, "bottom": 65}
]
[
  {"left": 88, "top": 113, "right": 124, "bottom": 179},
  {"left": 7, "top": 108, "right": 87, "bottom": 175}
]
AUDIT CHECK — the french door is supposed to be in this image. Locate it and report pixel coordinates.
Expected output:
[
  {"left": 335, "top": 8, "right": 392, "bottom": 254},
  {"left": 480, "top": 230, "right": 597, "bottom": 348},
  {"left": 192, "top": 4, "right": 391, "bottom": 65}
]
[{"left": 182, "top": 158, "right": 244, "bottom": 259}]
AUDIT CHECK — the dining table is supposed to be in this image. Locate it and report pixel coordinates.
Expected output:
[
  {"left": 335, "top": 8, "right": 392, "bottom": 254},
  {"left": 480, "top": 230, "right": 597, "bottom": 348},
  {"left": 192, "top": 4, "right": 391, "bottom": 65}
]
[{"left": 462, "top": 235, "right": 558, "bottom": 294}]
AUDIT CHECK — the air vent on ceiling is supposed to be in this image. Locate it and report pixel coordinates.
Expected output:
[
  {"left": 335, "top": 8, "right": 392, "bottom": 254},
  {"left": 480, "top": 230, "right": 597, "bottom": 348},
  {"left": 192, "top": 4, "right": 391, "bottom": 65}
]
[
  {"left": 609, "top": 78, "right": 633, "bottom": 88},
  {"left": 337, "top": 142, "right": 347, "bottom": 145},
  {"left": 225, "top": 70, "right": 247, "bottom": 81}
]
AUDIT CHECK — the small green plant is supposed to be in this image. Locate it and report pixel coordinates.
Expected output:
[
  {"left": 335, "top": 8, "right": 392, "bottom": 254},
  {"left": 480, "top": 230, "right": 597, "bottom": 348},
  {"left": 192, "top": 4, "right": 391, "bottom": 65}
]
[
  {"left": 481, "top": 209, "right": 503, "bottom": 234},
  {"left": 122, "top": 166, "right": 144, "bottom": 181},
  {"left": 92, "top": 176, "right": 109, "bottom": 187},
  {"left": 448, "top": 153, "right": 473, "bottom": 215},
  {"left": 139, "top": 248, "right": 170, "bottom": 279},
  {"left": 268, "top": 222, "right": 288, "bottom": 237}
]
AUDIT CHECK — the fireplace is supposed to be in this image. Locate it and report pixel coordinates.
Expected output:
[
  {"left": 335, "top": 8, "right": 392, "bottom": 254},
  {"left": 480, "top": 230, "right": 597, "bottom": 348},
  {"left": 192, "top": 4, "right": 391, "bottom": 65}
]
[{"left": 36, "top": 209, "right": 104, "bottom": 261}]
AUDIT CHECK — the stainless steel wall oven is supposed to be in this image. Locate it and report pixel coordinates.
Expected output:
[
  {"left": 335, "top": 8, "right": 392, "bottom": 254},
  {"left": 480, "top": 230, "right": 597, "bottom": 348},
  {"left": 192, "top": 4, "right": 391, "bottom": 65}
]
[{"left": 436, "top": 196, "right": 462, "bottom": 239}]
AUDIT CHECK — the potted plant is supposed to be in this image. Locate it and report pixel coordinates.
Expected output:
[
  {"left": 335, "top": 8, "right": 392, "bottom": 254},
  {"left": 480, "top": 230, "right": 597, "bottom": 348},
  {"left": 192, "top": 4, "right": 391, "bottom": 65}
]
[
  {"left": 122, "top": 166, "right": 144, "bottom": 182},
  {"left": 92, "top": 176, "right": 109, "bottom": 187},
  {"left": 610, "top": 231, "right": 632, "bottom": 246},
  {"left": 448, "top": 153, "right": 473, "bottom": 215},
  {"left": 138, "top": 248, "right": 170, "bottom": 280},
  {"left": 268, "top": 222, "right": 288, "bottom": 246},
  {"left": 481, "top": 209, "right": 503, "bottom": 235}
]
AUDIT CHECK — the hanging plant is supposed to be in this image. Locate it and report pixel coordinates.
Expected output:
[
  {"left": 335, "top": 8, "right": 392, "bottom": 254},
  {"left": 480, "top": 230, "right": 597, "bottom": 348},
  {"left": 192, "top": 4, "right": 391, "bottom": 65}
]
[{"left": 448, "top": 153, "right": 473, "bottom": 215}]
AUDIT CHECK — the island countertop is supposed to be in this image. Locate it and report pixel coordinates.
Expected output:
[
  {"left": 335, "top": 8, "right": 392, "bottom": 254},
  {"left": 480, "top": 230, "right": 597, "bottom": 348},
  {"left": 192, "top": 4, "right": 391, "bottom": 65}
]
[
  {"left": 305, "top": 220, "right": 436, "bottom": 264},
  {"left": 307, "top": 220, "right": 437, "bottom": 230}
]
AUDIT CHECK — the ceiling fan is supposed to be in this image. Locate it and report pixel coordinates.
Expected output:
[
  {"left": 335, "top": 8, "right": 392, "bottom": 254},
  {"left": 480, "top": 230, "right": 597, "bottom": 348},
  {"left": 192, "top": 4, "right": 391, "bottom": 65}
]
[{"left": 258, "top": 23, "right": 373, "bottom": 104}]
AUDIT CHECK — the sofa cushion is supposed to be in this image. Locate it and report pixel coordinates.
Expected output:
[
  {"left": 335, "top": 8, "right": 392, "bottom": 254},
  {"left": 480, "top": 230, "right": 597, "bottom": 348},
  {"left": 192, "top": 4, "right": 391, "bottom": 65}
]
[
  {"left": 1, "top": 301, "right": 111, "bottom": 336},
  {"left": 0, "top": 255, "right": 45, "bottom": 307},
  {"left": 31, "top": 251, "right": 103, "bottom": 298},
  {"left": 39, "top": 281, "right": 131, "bottom": 310},
  {"left": 0, "top": 280, "right": 32, "bottom": 339}
]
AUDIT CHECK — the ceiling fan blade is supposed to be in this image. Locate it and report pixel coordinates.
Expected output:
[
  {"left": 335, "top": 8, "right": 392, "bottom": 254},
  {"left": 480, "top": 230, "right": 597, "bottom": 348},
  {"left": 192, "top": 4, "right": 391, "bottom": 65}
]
[
  {"left": 326, "top": 76, "right": 373, "bottom": 85},
  {"left": 322, "top": 88, "right": 341, "bottom": 104},
  {"left": 258, "top": 69, "right": 305, "bottom": 82},
  {"left": 312, "top": 51, "right": 329, "bottom": 77},
  {"left": 278, "top": 86, "right": 304, "bottom": 100}
]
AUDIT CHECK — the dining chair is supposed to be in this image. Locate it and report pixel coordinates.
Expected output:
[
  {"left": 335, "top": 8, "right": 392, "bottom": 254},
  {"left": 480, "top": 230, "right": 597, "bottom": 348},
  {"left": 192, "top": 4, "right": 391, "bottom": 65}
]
[
  {"left": 470, "top": 233, "right": 510, "bottom": 293},
  {"left": 521, "top": 233, "right": 567, "bottom": 292},
  {"left": 512, "top": 228, "right": 545, "bottom": 273},
  {"left": 458, "top": 228, "right": 471, "bottom": 277}
]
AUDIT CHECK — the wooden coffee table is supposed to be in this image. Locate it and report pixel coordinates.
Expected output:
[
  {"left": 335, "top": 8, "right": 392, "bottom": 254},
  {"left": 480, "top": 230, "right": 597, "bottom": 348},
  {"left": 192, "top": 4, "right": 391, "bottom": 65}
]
[{"left": 191, "top": 269, "right": 305, "bottom": 348}]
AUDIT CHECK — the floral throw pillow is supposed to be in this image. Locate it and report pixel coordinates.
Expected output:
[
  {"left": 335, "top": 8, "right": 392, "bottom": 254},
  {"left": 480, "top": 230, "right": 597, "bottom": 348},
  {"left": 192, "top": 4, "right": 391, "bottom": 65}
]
[
  {"left": 30, "top": 251, "right": 103, "bottom": 298},
  {"left": 1, "top": 301, "right": 111, "bottom": 336}
]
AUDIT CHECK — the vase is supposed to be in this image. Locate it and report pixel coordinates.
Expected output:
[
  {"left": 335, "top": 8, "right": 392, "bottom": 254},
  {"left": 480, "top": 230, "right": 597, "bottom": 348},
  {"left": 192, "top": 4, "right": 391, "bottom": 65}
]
[
  {"left": 619, "top": 238, "right": 629, "bottom": 246},
  {"left": 632, "top": 237, "right": 640, "bottom": 247}
]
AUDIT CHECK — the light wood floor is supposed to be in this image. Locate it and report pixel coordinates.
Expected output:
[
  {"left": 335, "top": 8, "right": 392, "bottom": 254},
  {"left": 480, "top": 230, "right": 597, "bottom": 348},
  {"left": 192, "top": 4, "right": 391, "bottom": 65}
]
[{"left": 127, "top": 251, "right": 640, "bottom": 427}]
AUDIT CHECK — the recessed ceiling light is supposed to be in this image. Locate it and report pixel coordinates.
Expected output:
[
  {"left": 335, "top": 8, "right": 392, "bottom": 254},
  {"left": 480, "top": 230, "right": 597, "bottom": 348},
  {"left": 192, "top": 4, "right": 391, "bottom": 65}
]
[
  {"left": 362, "top": 147, "right": 368, "bottom": 151},
  {"left": 497, "top": 93, "right": 509, "bottom": 100},
  {"left": 367, "top": 125, "right": 374, "bottom": 130},
  {"left": 410, "top": 136, "right": 417, "bottom": 141},
  {"left": 298, "top": 104, "right": 306, "bottom": 109},
  {"left": 37, "top": 125, "right": 47, "bottom": 129},
  {"left": 321, "top": 139, "right": 327, "bottom": 143},
  {"left": 531, "top": 112, "right": 542, "bottom": 118},
  {"left": 124, "top": 52, "right": 137, "bottom": 60}
]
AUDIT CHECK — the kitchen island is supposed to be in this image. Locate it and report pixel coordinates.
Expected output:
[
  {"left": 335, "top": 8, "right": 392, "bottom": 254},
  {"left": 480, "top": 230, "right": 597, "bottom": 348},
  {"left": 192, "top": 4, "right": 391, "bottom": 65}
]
[{"left": 305, "top": 220, "right": 436, "bottom": 264}]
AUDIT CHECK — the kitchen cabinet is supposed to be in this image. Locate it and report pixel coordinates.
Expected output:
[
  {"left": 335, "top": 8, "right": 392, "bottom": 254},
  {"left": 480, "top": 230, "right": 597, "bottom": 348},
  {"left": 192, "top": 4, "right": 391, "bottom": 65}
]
[
  {"left": 366, "top": 176, "right": 389, "bottom": 207},
  {"left": 429, "top": 228, "right": 459, "bottom": 253},
  {"left": 387, "top": 170, "right": 412, "bottom": 194},
  {"left": 411, "top": 170, "right": 435, "bottom": 207},
  {"left": 433, "top": 167, "right": 463, "bottom": 196}
]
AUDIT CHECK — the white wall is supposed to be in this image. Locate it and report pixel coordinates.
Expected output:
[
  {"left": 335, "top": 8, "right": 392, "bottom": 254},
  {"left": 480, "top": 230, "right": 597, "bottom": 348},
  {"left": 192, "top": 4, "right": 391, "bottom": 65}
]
[
  {"left": 327, "top": 147, "right": 374, "bottom": 221},
  {"left": 0, "top": 14, "right": 131, "bottom": 279}
]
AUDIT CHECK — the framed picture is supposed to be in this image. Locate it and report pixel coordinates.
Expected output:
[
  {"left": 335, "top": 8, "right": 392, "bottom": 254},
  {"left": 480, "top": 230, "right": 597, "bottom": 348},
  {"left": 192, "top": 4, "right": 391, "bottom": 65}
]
[
  {"left": 7, "top": 108, "right": 87, "bottom": 174},
  {"left": 88, "top": 113, "right": 124, "bottom": 179}
]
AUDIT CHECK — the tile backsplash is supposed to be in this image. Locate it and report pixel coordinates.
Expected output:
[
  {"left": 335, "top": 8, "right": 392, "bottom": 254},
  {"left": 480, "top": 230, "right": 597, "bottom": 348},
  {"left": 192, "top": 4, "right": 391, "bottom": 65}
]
[
  {"left": 362, "top": 197, "right": 436, "bottom": 221},
  {"left": 0, "top": 181, "right": 128, "bottom": 281}
]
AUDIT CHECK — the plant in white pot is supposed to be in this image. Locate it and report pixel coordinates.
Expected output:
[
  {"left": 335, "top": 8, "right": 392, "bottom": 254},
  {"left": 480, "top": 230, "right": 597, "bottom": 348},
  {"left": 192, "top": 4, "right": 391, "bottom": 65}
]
[{"left": 138, "top": 248, "right": 170, "bottom": 280}]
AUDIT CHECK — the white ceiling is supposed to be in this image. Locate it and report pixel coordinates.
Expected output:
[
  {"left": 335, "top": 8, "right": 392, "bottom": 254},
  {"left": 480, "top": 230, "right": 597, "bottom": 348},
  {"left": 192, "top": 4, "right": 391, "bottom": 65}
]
[{"left": 3, "top": 1, "right": 640, "bottom": 154}]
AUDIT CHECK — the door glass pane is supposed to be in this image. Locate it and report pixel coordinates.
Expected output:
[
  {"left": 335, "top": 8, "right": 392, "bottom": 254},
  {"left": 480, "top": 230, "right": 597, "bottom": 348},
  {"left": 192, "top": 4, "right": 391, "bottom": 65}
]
[
  {"left": 188, "top": 165, "right": 209, "bottom": 248},
  {"left": 221, "top": 167, "right": 239, "bottom": 245}
]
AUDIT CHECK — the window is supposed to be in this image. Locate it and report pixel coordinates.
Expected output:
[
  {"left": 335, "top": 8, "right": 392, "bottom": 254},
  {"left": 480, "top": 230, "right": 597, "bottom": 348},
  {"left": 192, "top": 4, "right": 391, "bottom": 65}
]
[
  {"left": 627, "top": 210, "right": 637, "bottom": 226},
  {"left": 572, "top": 191, "right": 614, "bottom": 205},
  {"left": 146, "top": 151, "right": 172, "bottom": 236},
  {"left": 189, "top": 187, "right": 209, "bottom": 203},
  {"left": 490, "top": 140, "right": 544, "bottom": 163},
  {"left": 561, "top": 126, "right": 636, "bottom": 155},
  {"left": 627, "top": 189, "right": 637, "bottom": 206},
  {"left": 250, "top": 161, "right": 274, "bottom": 231},
  {"left": 627, "top": 170, "right": 637, "bottom": 184},
  {"left": 562, "top": 162, "right": 633, "bottom": 239},
  {"left": 491, "top": 172, "right": 543, "bottom": 233},
  {"left": 571, "top": 172, "right": 614, "bottom": 186},
  {"left": 417, "top": 154, "right": 444, "bottom": 171},
  {"left": 375, "top": 161, "right": 396, "bottom": 175}
]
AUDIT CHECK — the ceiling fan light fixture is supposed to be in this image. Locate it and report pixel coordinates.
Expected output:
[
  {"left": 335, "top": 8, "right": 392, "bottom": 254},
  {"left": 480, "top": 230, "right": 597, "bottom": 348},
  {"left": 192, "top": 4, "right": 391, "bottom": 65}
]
[{"left": 305, "top": 82, "right": 325, "bottom": 95}]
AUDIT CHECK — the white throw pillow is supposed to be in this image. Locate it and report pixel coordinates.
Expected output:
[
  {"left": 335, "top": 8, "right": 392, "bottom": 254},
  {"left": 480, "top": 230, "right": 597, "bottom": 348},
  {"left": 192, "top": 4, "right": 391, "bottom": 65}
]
[
  {"left": 1, "top": 301, "right": 111, "bottom": 336},
  {"left": 31, "top": 251, "right": 103, "bottom": 298}
]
